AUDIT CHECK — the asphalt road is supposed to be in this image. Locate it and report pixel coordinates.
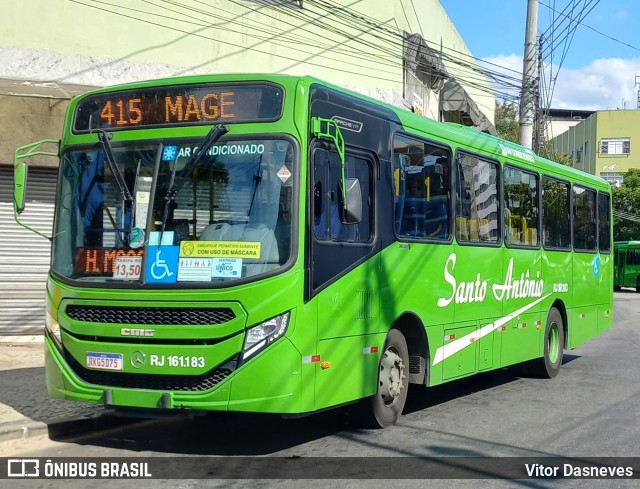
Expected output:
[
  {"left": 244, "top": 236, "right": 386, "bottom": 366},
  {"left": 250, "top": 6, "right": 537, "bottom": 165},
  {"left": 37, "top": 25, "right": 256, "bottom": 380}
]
[{"left": 3, "top": 291, "right": 640, "bottom": 488}]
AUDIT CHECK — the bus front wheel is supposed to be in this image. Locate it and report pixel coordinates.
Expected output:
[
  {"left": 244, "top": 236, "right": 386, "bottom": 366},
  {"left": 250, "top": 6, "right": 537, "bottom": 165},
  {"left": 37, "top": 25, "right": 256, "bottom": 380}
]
[
  {"left": 357, "top": 329, "right": 409, "bottom": 428},
  {"left": 532, "top": 307, "right": 565, "bottom": 378}
]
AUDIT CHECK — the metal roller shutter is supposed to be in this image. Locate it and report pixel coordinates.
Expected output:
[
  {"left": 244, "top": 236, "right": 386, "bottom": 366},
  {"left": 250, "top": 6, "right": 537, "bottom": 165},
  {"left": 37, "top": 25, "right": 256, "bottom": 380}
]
[{"left": 0, "top": 165, "right": 57, "bottom": 335}]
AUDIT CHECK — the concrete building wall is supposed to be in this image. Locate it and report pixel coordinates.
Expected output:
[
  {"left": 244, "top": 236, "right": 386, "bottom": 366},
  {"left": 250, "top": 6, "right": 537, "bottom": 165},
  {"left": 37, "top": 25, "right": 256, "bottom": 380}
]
[
  {"left": 545, "top": 119, "right": 582, "bottom": 140},
  {"left": 552, "top": 110, "right": 640, "bottom": 183},
  {"left": 0, "top": 95, "right": 67, "bottom": 167},
  {"left": 0, "top": 0, "right": 493, "bottom": 124},
  {"left": 553, "top": 114, "right": 597, "bottom": 175},
  {"left": 594, "top": 111, "right": 640, "bottom": 176}
]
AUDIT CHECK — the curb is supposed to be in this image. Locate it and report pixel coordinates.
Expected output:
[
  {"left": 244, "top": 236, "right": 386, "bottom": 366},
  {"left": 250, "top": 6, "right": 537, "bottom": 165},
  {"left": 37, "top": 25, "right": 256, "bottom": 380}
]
[
  {"left": 0, "top": 335, "right": 44, "bottom": 344},
  {"left": 0, "top": 418, "right": 50, "bottom": 442},
  {"left": 0, "top": 416, "right": 97, "bottom": 443},
  {"left": 0, "top": 413, "right": 150, "bottom": 444}
]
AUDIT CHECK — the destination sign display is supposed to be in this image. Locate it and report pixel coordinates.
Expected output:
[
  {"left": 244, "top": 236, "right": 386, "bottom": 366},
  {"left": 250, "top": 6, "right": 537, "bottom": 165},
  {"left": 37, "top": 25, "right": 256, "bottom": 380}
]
[
  {"left": 75, "top": 248, "right": 144, "bottom": 276},
  {"left": 74, "top": 84, "right": 283, "bottom": 132}
]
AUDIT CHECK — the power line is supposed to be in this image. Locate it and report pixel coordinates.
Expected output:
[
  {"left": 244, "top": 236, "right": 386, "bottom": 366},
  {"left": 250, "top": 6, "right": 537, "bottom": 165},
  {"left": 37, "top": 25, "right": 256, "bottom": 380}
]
[
  {"left": 68, "top": 0, "right": 523, "bottom": 113},
  {"left": 68, "top": 0, "right": 404, "bottom": 84},
  {"left": 538, "top": 0, "right": 601, "bottom": 113},
  {"left": 540, "top": 0, "right": 640, "bottom": 54}
]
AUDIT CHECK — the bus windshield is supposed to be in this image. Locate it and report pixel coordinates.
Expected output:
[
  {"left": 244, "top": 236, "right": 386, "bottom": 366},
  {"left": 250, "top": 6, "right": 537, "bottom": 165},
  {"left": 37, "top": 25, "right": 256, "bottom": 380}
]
[{"left": 51, "top": 138, "right": 295, "bottom": 285}]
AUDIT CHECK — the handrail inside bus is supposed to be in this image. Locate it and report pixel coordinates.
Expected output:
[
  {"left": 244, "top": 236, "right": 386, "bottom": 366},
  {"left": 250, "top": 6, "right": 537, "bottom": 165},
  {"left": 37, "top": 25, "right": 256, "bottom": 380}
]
[{"left": 311, "top": 117, "right": 346, "bottom": 201}]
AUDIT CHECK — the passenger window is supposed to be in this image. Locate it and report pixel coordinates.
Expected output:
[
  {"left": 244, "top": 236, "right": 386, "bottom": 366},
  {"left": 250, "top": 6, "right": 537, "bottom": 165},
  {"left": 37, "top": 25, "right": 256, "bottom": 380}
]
[
  {"left": 598, "top": 192, "right": 611, "bottom": 253},
  {"left": 573, "top": 185, "right": 597, "bottom": 251},
  {"left": 542, "top": 177, "right": 570, "bottom": 249},
  {"left": 393, "top": 135, "right": 450, "bottom": 239},
  {"left": 456, "top": 154, "right": 499, "bottom": 243},
  {"left": 504, "top": 166, "right": 539, "bottom": 246}
]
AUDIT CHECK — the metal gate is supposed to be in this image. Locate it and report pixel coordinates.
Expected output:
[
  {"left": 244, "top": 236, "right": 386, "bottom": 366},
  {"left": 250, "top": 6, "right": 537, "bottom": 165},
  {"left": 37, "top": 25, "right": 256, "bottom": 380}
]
[{"left": 0, "top": 165, "right": 56, "bottom": 335}]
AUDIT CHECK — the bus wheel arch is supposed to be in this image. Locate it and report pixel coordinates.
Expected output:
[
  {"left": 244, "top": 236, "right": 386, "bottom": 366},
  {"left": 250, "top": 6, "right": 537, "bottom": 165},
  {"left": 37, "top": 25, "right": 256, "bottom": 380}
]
[
  {"left": 550, "top": 299, "right": 568, "bottom": 350},
  {"left": 391, "top": 312, "right": 429, "bottom": 386}
]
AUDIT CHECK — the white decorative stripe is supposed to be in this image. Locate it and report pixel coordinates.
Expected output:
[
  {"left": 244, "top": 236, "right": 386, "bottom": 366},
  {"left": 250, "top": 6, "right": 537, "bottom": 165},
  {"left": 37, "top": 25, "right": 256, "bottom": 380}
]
[{"left": 432, "top": 293, "right": 552, "bottom": 366}]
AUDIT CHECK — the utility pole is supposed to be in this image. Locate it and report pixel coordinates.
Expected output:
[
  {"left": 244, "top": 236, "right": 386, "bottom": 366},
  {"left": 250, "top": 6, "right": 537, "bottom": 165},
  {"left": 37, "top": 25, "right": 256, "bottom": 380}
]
[
  {"left": 635, "top": 74, "right": 640, "bottom": 109},
  {"left": 519, "top": 0, "right": 538, "bottom": 149},
  {"left": 534, "top": 34, "right": 544, "bottom": 152}
]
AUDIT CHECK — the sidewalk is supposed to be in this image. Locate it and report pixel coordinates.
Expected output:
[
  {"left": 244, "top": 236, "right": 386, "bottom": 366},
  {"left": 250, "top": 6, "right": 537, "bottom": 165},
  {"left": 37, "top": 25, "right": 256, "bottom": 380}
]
[{"left": 0, "top": 338, "right": 105, "bottom": 443}]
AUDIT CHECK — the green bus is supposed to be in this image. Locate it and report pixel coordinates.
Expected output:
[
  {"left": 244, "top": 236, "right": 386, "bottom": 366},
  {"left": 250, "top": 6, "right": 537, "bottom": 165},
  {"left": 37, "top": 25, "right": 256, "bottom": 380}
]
[
  {"left": 614, "top": 241, "right": 640, "bottom": 291},
  {"left": 14, "top": 74, "right": 613, "bottom": 428}
]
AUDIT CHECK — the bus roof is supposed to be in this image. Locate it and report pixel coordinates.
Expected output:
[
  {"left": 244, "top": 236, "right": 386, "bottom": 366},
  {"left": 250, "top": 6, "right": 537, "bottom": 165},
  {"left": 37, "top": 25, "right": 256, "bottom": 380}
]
[{"left": 68, "top": 73, "right": 610, "bottom": 190}]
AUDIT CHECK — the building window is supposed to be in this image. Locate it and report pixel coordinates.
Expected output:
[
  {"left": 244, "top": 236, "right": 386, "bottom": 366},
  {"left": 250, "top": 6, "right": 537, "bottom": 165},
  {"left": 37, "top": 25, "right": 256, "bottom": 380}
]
[
  {"left": 600, "top": 138, "right": 630, "bottom": 155},
  {"left": 600, "top": 172, "right": 623, "bottom": 187}
]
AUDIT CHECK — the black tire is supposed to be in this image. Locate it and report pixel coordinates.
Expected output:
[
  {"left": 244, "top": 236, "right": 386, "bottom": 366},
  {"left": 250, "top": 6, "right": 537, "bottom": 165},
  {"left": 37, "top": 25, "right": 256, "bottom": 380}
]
[
  {"left": 531, "top": 307, "right": 565, "bottom": 378},
  {"left": 636, "top": 277, "right": 640, "bottom": 293},
  {"left": 357, "top": 329, "right": 409, "bottom": 428},
  {"left": 614, "top": 285, "right": 621, "bottom": 292}
]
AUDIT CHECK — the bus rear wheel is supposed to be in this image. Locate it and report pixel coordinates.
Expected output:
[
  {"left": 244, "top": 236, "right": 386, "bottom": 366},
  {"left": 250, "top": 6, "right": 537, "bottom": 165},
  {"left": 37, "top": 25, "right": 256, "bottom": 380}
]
[
  {"left": 357, "top": 329, "right": 409, "bottom": 428},
  {"left": 532, "top": 307, "right": 565, "bottom": 378}
]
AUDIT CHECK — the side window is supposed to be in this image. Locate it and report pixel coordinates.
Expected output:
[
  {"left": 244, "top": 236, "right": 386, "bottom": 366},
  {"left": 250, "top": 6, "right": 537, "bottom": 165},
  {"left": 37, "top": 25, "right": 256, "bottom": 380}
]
[
  {"left": 313, "top": 147, "right": 372, "bottom": 243},
  {"left": 504, "top": 166, "right": 539, "bottom": 246},
  {"left": 392, "top": 135, "right": 450, "bottom": 239},
  {"left": 573, "top": 185, "right": 597, "bottom": 251},
  {"left": 598, "top": 192, "right": 611, "bottom": 253},
  {"left": 542, "top": 177, "right": 570, "bottom": 249},
  {"left": 456, "top": 153, "right": 499, "bottom": 243}
]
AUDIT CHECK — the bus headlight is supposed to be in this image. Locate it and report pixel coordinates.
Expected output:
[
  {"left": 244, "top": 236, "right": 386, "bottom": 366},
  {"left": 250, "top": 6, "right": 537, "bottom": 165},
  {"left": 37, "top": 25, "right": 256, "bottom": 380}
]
[
  {"left": 241, "top": 312, "right": 290, "bottom": 362},
  {"left": 45, "top": 311, "right": 62, "bottom": 347}
]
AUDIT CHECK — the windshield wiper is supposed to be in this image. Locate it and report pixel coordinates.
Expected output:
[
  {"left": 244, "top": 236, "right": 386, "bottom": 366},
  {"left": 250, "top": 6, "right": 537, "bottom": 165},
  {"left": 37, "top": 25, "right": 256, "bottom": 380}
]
[
  {"left": 160, "top": 124, "right": 229, "bottom": 232},
  {"left": 94, "top": 130, "right": 133, "bottom": 203}
]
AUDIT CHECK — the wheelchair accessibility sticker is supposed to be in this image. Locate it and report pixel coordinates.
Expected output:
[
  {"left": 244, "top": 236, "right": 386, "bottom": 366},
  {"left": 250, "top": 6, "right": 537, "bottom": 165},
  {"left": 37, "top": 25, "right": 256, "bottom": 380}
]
[{"left": 145, "top": 246, "right": 179, "bottom": 283}]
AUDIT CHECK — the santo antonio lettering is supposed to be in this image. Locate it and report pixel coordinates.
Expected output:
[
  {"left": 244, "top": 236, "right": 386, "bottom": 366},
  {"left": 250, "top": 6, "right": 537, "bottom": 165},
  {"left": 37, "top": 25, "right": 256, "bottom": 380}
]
[{"left": 437, "top": 253, "right": 545, "bottom": 307}]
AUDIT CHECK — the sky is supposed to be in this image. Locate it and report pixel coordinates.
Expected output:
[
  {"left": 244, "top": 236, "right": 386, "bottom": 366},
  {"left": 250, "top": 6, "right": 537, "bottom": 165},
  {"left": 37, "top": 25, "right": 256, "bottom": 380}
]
[{"left": 439, "top": 0, "right": 640, "bottom": 110}]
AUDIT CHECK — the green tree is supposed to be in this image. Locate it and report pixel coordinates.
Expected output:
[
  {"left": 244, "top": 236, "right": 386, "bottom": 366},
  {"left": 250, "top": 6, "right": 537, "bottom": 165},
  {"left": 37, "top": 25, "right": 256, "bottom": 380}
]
[
  {"left": 537, "top": 140, "right": 571, "bottom": 166},
  {"left": 495, "top": 101, "right": 518, "bottom": 143},
  {"left": 494, "top": 101, "right": 570, "bottom": 165},
  {"left": 613, "top": 168, "right": 640, "bottom": 241}
]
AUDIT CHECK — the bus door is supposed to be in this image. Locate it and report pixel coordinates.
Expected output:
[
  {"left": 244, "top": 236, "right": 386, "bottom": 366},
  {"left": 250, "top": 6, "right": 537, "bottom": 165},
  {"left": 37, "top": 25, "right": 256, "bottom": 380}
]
[
  {"left": 571, "top": 185, "right": 599, "bottom": 347},
  {"left": 623, "top": 247, "right": 640, "bottom": 288},
  {"left": 310, "top": 146, "right": 380, "bottom": 408},
  {"left": 596, "top": 193, "right": 612, "bottom": 333}
]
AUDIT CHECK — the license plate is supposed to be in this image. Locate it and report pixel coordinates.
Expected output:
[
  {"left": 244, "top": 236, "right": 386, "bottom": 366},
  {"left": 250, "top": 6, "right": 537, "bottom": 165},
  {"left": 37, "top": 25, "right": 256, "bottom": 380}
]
[{"left": 86, "top": 352, "right": 123, "bottom": 371}]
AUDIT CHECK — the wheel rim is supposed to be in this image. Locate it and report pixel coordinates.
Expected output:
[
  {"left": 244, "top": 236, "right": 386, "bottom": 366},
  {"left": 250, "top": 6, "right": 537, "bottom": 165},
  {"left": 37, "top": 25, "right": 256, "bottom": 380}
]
[
  {"left": 548, "top": 322, "right": 560, "bottom": 364},
  {"left": 379, "top": 346, "right": 406, "bottom": 406}
]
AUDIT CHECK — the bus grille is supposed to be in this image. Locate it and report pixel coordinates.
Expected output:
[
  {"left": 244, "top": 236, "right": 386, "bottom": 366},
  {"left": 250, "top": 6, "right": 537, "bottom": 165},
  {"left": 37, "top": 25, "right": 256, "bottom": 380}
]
[
  {"left": 65, "top": 305, "right": 236, "bottom": 325},
  {"left": 65, "top": 352, "right": 235, "bottom": 392}
]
